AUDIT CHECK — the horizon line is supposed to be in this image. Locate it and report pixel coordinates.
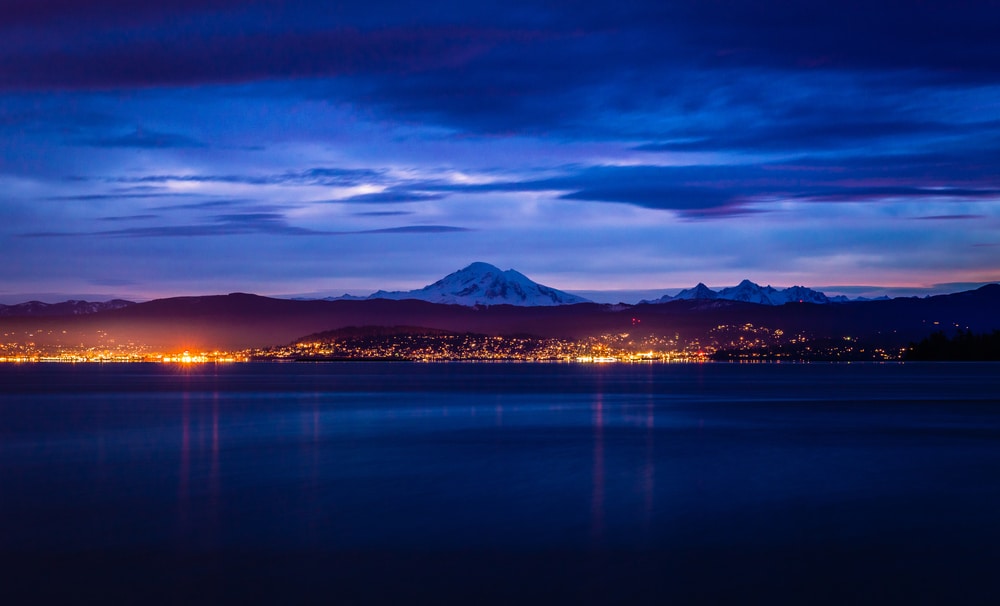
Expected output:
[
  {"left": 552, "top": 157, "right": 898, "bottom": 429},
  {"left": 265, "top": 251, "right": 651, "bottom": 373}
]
[{"left": 3, "top": 280, "right": 999, "bottom": 306}]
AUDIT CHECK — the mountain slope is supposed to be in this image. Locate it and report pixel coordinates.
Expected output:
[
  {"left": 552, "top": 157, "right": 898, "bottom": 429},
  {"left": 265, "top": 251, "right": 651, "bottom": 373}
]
[
  {"left": 674, "top": 283, "right": 719, "bottom": 301},
  {"left": 366, "top": 262, "right": 591, "bottom": 306},
  {"left": 1, "top": 284, "right": 997, "bottom": 351},
  {"left": 0, "top": 299, "right": 134, "bottom": 317},
  {"left": 645, "top": 280, "right": 832, "bottom": 305},
  {"left": 773, "top": 285, "right": 830, "bottom": 305},
  {"left": 717, "top": 280, "right": 783, "bottom": 304}
]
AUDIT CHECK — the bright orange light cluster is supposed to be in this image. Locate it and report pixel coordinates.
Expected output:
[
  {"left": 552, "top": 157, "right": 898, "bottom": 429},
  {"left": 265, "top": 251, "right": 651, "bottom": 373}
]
[{"left": 161, "top": 352, "right": 208, "bottom": 364}]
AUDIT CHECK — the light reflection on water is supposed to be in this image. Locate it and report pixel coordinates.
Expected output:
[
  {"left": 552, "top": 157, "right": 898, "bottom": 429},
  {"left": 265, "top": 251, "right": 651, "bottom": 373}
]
[{"left": 2, "top": 362, "right": 1000, "bottom": 602}]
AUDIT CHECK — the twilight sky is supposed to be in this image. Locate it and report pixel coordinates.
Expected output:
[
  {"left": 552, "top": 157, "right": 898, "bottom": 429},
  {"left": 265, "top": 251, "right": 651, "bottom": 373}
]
[{"left": 2, "top": 0, "right": 999, "bottom": 302}]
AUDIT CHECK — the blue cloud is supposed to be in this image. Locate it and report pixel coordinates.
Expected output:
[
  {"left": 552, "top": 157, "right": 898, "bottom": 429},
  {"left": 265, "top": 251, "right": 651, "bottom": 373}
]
[
  {"left": 111, "top": 167, "right": 386, "bottom": 187},
  {"left": 358, "top": 226, "right": 470, "bottom": 234},
  {"left": 913, "top": 214, "right": 986, "bottom": 221},
  {"left": 353, "top": 211, "right": 414, "bottom": 217},
  {"left": 335, "top": 191, "right": 446, "bottom": 204},
  {"left": 78, "top": 127, "right": 204, "bottom": 148},
  {"left": 98, "top": 214, "right": 159, "bottom": 222},
  {"left": 21, "top": 211, "right": 471, "bottom": 237},
  {"left": 48, "top": 193, "right": 198, "bottom": 201}
]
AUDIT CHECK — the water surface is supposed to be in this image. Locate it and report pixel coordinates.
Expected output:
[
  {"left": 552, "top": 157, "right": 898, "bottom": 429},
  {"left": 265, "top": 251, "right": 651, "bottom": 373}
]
[{"left": 2, "top": 362, "right": 999, "bottom": 603}]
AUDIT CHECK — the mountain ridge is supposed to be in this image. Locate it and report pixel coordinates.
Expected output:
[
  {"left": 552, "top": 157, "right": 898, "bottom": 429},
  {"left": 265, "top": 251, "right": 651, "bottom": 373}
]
[
  {"left": 329, "top": 264, "right": 894, "bottom": 308},
  {"left": 0, "top": 299, "right": 134, "bottom": 317},
  {"left": 0, "top": 284, "right": 996, "bottom": 352},
  {"left": 643, "top": 279, "right": 874, "bottom": 306},
  {"left": 0, "top": 265, "right": 989, "bottom": 314}
]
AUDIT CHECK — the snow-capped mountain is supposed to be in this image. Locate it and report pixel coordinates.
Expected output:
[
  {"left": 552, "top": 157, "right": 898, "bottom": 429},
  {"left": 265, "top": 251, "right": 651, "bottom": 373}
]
[
  {"left": 718, "top": 280, "right": 785, "bottom": 304},
  {"left": 674, "top": 283, "right": 719, "bottom": 301},
  {"left": 642, "top": 280, "right": 833, "bottom": 306},
  {"left": 776, "top": 285, "right": 831, "bottom": 305},
  {"left": 830, "top": 294, "right": 890, "bottom": 302},
  {"left": 642, "top": 282, "right": 720, "bottom": 304},
  {"left": 364, "top": 262, "right": 591, "bottom": 307}
]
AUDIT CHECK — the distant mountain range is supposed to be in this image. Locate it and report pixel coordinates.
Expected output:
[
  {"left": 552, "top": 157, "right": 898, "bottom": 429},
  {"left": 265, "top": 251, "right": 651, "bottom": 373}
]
[
  {"left": 641, "top": 279, "right": 889, "bottom": 306},
  {"left": 329, "top": 263, "right": 887, "bottom": 307},
  {"left": 0, "top": 264, "right": 978, "bottom": 319},
  {"left": 2, "top": 284, "right": 997, "bottom": 353},
  {"left": 0, "top": 299, "right": 134, "bottom": 317}
]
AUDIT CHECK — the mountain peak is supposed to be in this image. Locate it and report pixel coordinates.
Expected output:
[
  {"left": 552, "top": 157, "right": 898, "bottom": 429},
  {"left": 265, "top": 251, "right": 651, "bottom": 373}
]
[
  {"left": 460, "top": 261, "right": 503, "bottom": 273},
  {"left": 673, "top": 283, "right": 719, "bottom": 300},
  {"left": 367, "top": 263, "right": 591, "bottom": 307},
  {"left": 718, "top": 279, "right": 781, "bottom": 304}
]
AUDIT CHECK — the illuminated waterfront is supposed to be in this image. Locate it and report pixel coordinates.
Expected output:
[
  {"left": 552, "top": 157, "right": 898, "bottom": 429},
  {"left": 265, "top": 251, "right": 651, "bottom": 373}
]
[{"left": 3, "top": 323, "right": 903, "bottom": 363}]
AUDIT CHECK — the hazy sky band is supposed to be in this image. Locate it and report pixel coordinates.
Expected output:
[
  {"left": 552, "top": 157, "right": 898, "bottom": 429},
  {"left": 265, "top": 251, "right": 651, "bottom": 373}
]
[{"left": 1, "top": 1, "right": 998, "bottom": 300}]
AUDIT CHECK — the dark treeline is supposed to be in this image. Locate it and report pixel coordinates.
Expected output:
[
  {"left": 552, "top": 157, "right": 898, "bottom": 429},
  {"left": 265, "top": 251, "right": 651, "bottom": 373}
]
[{"left": 906, "top": 330, "right": 1000, "bottom": 361}]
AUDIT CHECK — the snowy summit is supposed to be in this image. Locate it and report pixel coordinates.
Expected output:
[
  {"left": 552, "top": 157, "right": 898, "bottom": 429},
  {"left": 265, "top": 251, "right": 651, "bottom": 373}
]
[
  {"left": 643, "top": 279, "right": 832, "bottom": 305},
  {"left": 366, "top": 262, "right": 591, "bottom": 307}
]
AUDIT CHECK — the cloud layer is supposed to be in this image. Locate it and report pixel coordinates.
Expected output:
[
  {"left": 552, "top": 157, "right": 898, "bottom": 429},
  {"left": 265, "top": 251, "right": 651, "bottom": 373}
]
[{"left": 1, "top": 1, "right": 998, "bottom": 298}]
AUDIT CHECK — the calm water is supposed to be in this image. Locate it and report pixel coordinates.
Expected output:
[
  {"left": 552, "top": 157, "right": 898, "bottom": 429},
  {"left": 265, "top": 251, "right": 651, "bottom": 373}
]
[{"left": 2, "top": 362, "right": 1000, "bottom": 604}]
